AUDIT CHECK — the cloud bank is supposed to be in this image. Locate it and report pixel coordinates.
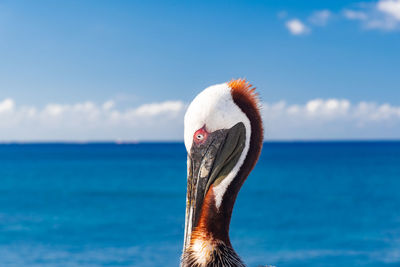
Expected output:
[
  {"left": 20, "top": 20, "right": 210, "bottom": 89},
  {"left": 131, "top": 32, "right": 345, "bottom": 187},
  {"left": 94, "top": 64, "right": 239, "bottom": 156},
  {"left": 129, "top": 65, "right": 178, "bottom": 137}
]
[
  {"left": 262, "top": 99, "right": 400, "bottom": 139},
  {"left": 0, "top": 98, "right": 399, "bottom": 141},
  {"left": 0, "top": 98, "right": 185, "bottom": 141}
]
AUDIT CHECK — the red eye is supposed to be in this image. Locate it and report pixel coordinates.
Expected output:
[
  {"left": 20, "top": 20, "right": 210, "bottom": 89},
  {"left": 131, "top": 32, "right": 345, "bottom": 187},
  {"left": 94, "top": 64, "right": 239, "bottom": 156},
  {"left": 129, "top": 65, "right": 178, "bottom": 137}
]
[{"left": 193, "top": 127, "right": 208, "bottom": 144}]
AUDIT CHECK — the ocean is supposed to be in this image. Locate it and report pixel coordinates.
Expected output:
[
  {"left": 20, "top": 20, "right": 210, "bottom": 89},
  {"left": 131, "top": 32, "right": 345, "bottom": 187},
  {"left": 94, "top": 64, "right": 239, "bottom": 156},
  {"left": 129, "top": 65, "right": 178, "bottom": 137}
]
[{"left": 0, "top": 142, "right": 399, "bottom": 267}]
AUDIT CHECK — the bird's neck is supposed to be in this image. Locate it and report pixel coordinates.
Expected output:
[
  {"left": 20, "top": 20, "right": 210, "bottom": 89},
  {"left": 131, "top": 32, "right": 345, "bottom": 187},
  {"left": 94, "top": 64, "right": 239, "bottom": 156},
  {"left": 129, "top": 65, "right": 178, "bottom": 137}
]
[
  {"left": 182, "top": 184, "right": 246, "bottom": 266},
  {"left": 195, "top": 185, "right": 234, "bottom": 244}
]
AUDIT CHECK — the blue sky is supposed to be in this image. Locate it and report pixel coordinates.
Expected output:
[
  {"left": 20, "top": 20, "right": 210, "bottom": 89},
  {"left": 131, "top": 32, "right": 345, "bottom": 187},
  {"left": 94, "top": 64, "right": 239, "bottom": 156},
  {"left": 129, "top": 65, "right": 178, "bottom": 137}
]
[{"left": 0, "top": 0, "right": 399, "bottom": 141}]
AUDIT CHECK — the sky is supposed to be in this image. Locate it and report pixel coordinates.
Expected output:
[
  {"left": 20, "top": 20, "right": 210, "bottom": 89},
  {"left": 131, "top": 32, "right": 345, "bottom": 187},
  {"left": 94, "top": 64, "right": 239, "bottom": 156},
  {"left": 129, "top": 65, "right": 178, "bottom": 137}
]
[{"left": 0, "top": 0, "right": 399, "bottom": 141}]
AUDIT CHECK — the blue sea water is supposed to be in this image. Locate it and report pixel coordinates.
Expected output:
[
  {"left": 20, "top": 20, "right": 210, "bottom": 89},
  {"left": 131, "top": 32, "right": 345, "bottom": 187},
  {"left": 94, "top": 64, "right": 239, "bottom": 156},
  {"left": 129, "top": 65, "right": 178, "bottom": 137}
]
[{"left": 0, "top": 142, "right": 399, "bottom": 267}]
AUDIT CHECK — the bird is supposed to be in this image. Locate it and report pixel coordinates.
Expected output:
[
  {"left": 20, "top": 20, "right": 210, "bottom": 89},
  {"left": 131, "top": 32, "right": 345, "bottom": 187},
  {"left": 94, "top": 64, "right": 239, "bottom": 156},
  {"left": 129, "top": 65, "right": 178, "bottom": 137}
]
[{"left": 181, "top": 79, "right": 263, "bottom": 267}]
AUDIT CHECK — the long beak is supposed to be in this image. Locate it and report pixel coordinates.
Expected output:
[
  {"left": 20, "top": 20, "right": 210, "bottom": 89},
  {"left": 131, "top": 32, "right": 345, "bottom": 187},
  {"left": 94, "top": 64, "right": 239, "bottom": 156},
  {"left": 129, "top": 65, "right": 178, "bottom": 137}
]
[{"left": 183, "top": 122, "right": 246, "bottom": 251}]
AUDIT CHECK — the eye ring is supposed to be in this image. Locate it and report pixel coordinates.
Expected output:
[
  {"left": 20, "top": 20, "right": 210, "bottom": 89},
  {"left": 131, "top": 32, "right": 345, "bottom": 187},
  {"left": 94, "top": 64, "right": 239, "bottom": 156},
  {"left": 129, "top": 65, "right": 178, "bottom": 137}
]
[{"left": 193, "top": 127, "right": 208, "bottom": 144}]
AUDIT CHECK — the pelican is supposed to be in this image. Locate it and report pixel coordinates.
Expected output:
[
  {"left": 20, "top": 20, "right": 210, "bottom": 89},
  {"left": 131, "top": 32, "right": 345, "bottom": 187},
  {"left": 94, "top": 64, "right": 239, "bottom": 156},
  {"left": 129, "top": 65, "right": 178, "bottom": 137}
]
[{"left": 182, "top": 79, "right": 263, "bottom": 266}]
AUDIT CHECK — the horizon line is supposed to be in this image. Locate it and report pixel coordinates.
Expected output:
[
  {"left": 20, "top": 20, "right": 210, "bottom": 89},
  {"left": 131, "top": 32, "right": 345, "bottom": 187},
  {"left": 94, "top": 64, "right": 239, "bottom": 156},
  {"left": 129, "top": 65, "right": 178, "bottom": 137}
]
[{"left": 0, "top": 139, "right": 399, "bottom": 144}]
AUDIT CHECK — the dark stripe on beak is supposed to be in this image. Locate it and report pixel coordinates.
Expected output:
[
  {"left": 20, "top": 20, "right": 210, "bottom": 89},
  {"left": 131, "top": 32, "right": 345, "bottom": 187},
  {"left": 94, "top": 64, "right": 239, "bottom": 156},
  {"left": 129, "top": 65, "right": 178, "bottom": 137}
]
[{"left": 183, "top": 122, "right": 246, "bottom": 250}]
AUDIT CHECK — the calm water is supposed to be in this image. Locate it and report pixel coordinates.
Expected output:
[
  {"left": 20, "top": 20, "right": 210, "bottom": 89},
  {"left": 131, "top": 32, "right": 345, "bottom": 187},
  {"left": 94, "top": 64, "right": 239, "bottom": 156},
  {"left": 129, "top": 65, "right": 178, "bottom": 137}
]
[{"left": 0, "top": 142, "right": 399, "bottom": 267}]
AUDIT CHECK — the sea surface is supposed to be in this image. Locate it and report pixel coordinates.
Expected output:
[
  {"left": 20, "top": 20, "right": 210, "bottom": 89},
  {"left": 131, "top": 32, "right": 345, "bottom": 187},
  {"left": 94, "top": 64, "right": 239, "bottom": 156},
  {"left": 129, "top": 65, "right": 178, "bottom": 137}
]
[{"left": 0, "top": 142, "right": 399, "bottom": 267}]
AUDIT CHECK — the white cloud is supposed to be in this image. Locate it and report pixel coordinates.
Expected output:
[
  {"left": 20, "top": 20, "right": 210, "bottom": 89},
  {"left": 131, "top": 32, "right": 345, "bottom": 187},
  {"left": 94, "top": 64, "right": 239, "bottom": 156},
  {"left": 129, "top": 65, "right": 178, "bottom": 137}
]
[
  {"left": 134, "top": 101, "right": 184, "bottom": 116},
  {"left": 262, "top": 98, "right": 400, "bottom": 122},
  {"left": 378, "top": 0, "right": 400, "bottom": 20},
  {"left": 0, "top": 98, "right": 15, "bottom": 113},
  {"left": 309, "top": 10, "right": 332, "bottom": 26},
  {"left": 343, "top": 9, "right": 368, "bottom": 20},
  {"left": 102, "top": 100, "right": 115, "bottom": 111},
  {"left": 0, "top": 98, "right": 399, "bottom": 141},
  {"left": 280, "top": 1, "right": 400, "bottom": 34},
  {"left": 285, "top": 19, "right": 310, "bottom": 35},
  {"left": 305, "top": 99, "right": 350, "bottom": 116},
  {"left": 343, "top": 0, "right": 400, "bottom": 30}
]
